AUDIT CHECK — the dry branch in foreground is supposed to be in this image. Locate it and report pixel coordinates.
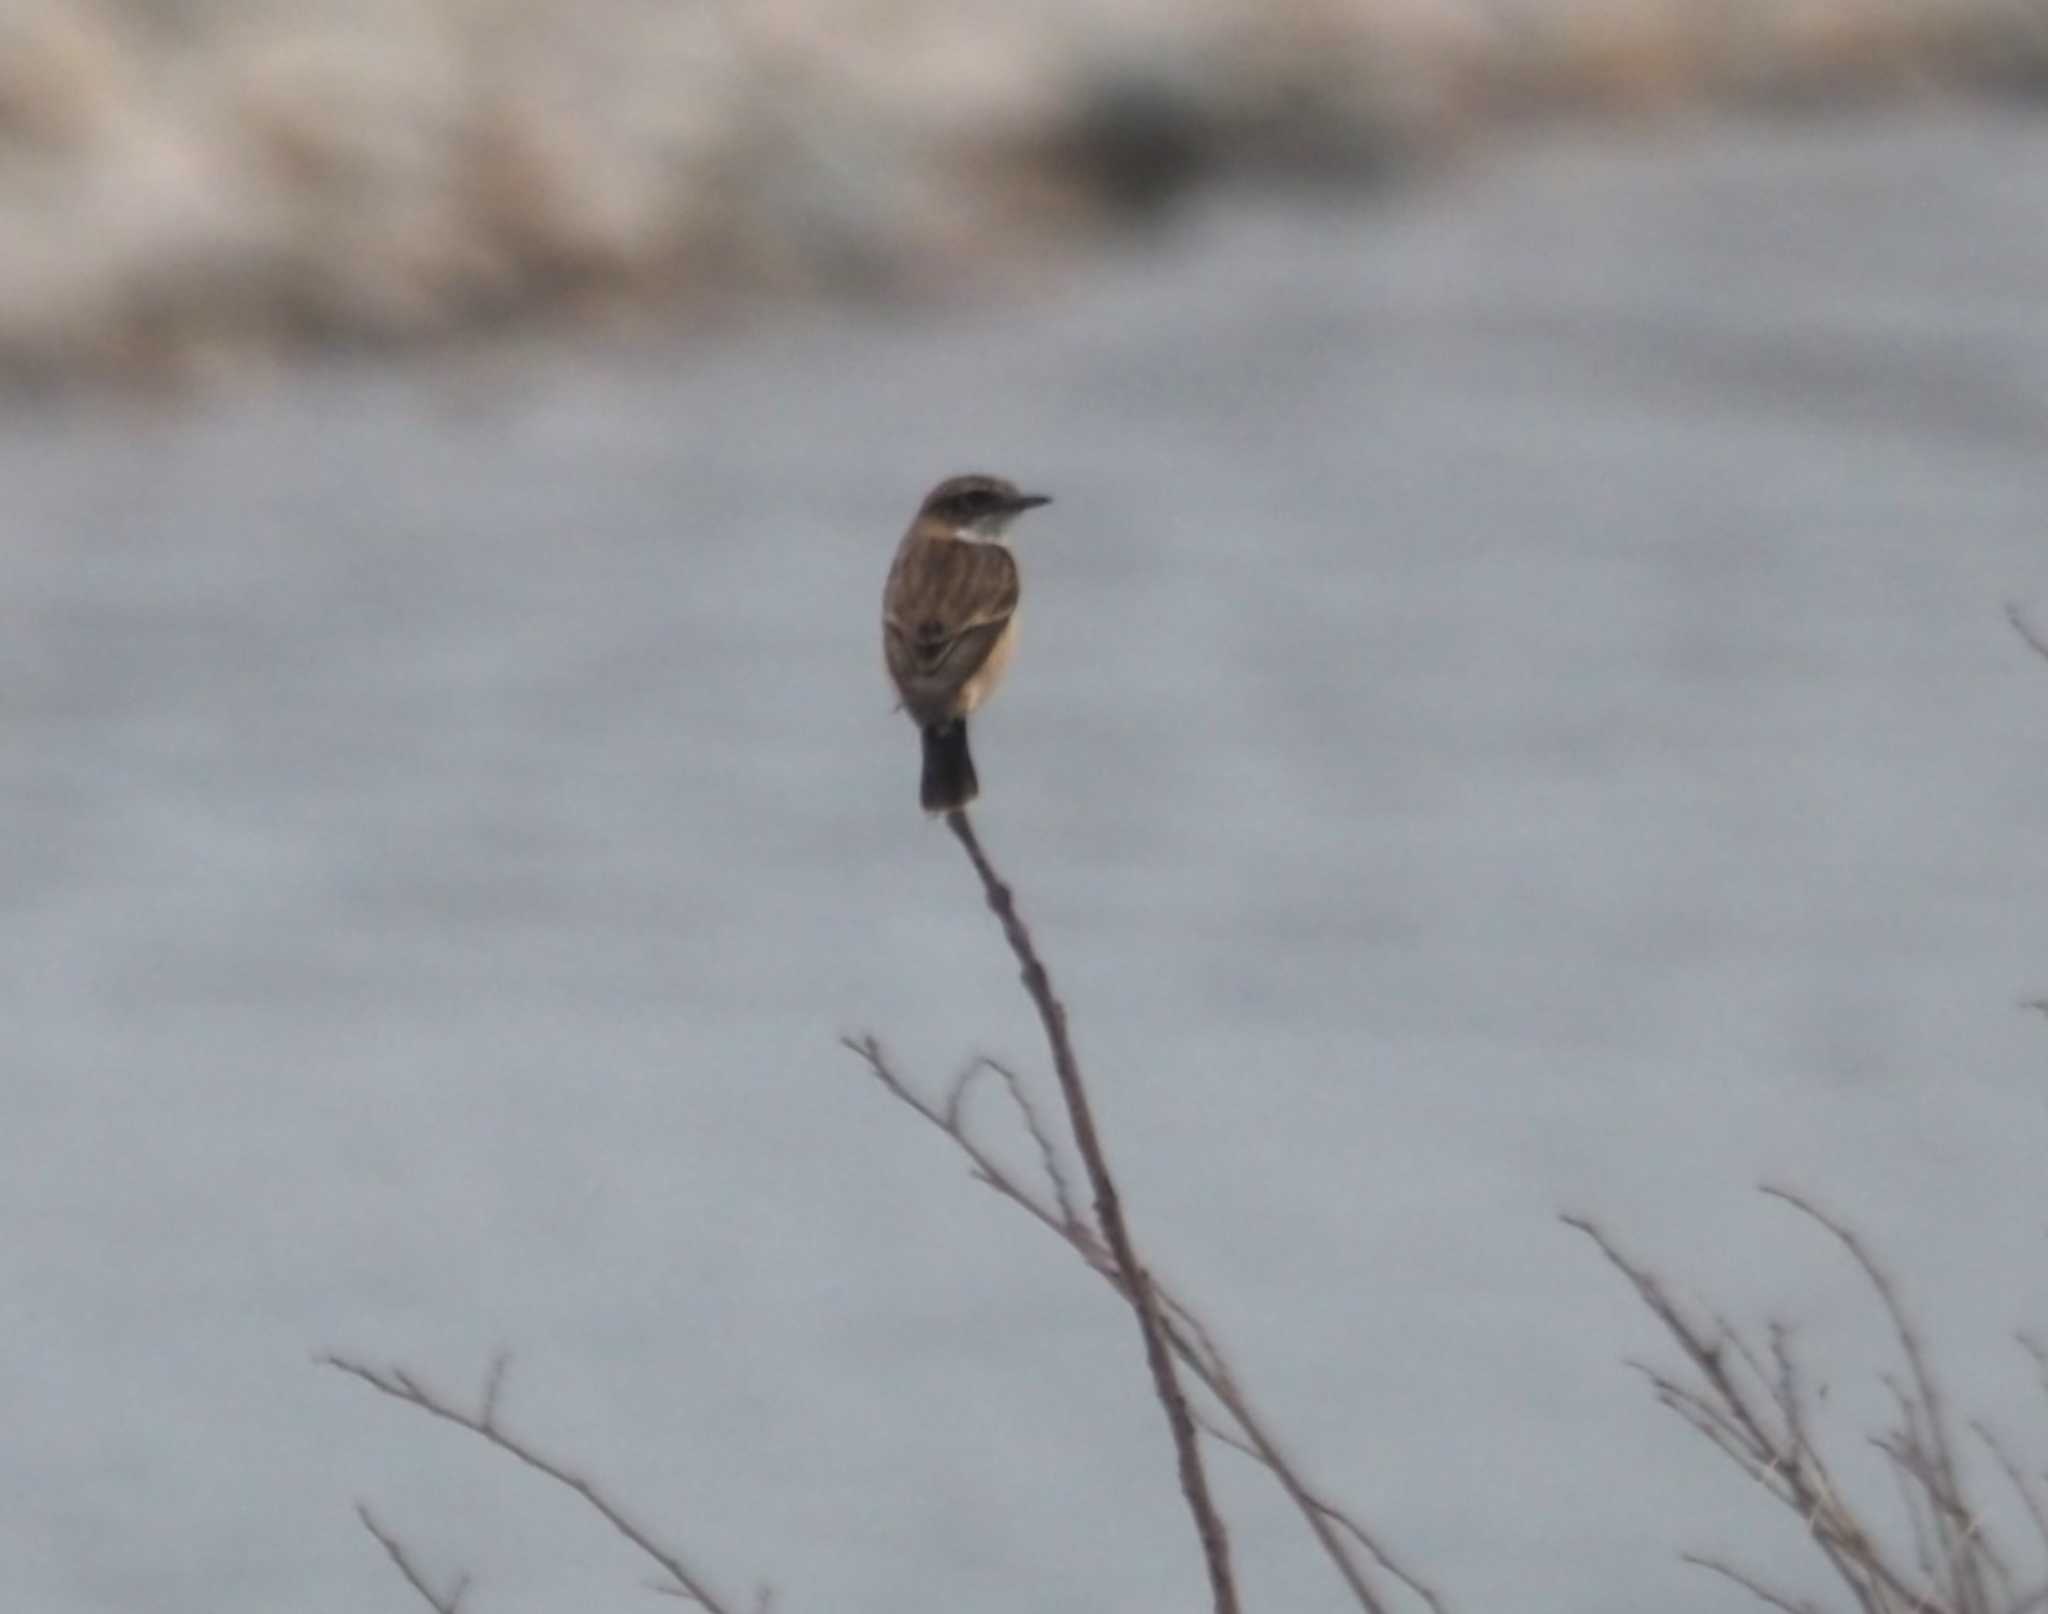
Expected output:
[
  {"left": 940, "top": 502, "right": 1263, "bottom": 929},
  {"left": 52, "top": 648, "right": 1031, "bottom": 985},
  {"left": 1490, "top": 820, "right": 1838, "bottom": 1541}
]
[
  {"left": 2006, "top": 603, "right": 2048, "bottom": 667},
  {"left": 355, "top": 1503, "right": 471, "bottom": 1614},
  {"left": 335, "top": 804, "right": 1447, "bottom": 1614},
  {"left": 936, "top": 806, "right": 1241, "bottom": 1614},
  {"left": 1569, "top": 1187, "right": 2048, "bottom": 1614},
  {"left": 324, "top": 1351, "right": 758, "bottom": 1614},
  {"left": 842, "top": 1033, "right": 1448, "bottom": 1614},
  {"left": 853, "top": 810, "right": 1460, "bottom": 1614}
]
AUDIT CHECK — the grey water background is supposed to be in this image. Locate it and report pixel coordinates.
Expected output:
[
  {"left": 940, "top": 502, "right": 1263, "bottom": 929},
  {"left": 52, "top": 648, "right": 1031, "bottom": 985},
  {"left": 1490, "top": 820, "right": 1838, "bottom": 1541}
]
[{"left": 5, "top": 105, "right": 2048, "bottom": 1613}]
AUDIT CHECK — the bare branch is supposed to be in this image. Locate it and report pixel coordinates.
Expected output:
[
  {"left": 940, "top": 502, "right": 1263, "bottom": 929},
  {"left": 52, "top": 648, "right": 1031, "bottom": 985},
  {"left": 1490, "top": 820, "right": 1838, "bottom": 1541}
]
[
  {"left": 2017, "top": 1334, "right": 2048, "bottom": 1403},
  {"left": 1576, "top": 1188, "right": 2048, "bottom": 1614},
  {"left": 323, "top": 1353, "right": 743, "bottom": 1614},
  {"left": 843, "top": 1035, "right": 1105, "bottom": 1269},
  {"left": 1682, "top": 1551, "right": 1822, "bottom": 1614},
  {"left": 1565, "top": 1211, "right": 1930, "bottom": 1614},
  {"left": 480, "top": 1351, "right": 511, "bottom": 1432},
  {"left": 1973, "top": 1420, "right": 2048, "bottom": 1567},
  {"left": 2007, "top": 602, "right": 2048, "bottom": 666},
  {"left": 846, "top": 1033, "right": 1424, "bottom": 1611},
  {"left": 1763, "top": 1185, "right": 1993, "bottom": 1614},
  {"left": 949, "top": 1054, "right": 1083, "bottom": 1235},
  {"left": 941, "top": 806, "right": 1239, "bottom": 1614},
  {"left": 1189, "top": 1390, "right": 1448, "bottom": 1614},
  {"left": 356, "top": 1503, "right": 471, "bottom": 1614}
]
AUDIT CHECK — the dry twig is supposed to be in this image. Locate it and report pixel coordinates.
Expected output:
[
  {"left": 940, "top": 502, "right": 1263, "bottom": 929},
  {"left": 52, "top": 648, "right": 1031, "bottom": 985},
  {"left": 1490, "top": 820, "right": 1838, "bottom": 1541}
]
[
  {"left": 1681, "top": 1550, "right": 1823, "bottom": 1614},
  {"left": 324, "top": 1351, "right": 749, "bottom": 1614},
  {"left": 341, "top": 801, "right": 1450, "bottom": 1614},
  {"left": 2005, "top": 603, "right": 2048, "bottom": 666},
  {"left": 356, "top": 1503, "right": 471, "bottom": 1614},
  {"left": 939, "top": 806, "right": 1240, "bottom": 1614},
  {"left": 841, "top": 1028, "right": 1444, "bottom": 1614},
  {"left": 1571, "top": 1189, "right": 2045, "bottom": 1614}
]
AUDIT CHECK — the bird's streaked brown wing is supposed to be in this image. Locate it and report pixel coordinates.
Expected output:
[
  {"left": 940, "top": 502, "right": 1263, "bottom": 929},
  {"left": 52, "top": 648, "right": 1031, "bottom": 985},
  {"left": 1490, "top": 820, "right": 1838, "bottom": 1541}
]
[{"left": 883, "top": 536, "right": 1019, "bottom": 719}]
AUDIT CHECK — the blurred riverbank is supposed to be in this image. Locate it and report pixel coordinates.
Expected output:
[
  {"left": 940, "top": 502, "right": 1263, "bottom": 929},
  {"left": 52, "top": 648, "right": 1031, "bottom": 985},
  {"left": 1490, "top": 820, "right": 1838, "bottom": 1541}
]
[{"left": 2, "top": 0, "right": 2046, "bottom": 382}]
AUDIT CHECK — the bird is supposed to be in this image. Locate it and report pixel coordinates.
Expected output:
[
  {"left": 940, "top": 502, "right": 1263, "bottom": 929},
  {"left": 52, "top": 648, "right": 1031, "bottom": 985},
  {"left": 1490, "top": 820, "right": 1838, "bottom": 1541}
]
[{"left": 881, "top": 472, "right": 1051, "bottom": 813}]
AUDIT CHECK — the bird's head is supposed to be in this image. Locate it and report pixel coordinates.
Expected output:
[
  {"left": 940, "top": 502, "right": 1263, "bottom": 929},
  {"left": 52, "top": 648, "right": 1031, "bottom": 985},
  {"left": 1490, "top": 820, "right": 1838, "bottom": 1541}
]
[{"left": 916, "top": 473, "right": 1052, "bottom": 540}]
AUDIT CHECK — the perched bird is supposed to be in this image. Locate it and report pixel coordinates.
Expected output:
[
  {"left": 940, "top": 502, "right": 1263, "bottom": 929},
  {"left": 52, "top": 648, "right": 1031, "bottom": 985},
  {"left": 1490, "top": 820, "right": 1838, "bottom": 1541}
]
[{"left": 882, "top": 473, "right": 1051, "bottom": 813}]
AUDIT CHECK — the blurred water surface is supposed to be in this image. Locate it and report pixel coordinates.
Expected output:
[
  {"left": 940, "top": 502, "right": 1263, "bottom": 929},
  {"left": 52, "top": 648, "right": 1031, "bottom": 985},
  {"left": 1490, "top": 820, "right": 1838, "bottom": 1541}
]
[{"left": 4, "top": 108, "right": 2048, "bottom": 1614}]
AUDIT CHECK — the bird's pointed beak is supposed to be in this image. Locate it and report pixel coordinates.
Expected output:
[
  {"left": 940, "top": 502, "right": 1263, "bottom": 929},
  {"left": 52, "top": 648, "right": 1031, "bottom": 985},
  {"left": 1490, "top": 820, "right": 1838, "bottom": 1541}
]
[{"left": 1007, "top": 492, "right": 1052, "bottom": 513}]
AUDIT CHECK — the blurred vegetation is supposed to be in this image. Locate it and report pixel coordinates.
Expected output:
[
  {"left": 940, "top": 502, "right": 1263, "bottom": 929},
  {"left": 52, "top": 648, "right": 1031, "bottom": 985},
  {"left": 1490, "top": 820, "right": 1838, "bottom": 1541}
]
[{"left": 0, "top": 0, "right": 2043, "bottom": 380}]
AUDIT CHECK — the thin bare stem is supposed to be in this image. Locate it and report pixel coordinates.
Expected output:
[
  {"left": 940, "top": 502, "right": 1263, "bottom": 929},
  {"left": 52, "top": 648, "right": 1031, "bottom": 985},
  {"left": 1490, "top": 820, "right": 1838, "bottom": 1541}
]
[
  {"left": 1973, "top": 1421, "right": 2048, "bottom": 1568},
  {"left": 1682, "top": 1551, "right": 1823, "bottom": 1614},
  {"left": 1183, "top": 1306, "right": 1445, "bottom": 1614},
  {"left": 1565, "top": 1211, "right": 1929, "bottom": 1614},
  {"left": 940, "top": 806, "right": 1239, "bottom": 1614},
  {"left": 2006, "top": 603, "right": 2048, "bottom": 666},
  {"left": 2018, "top": 1334, "right": 2048, "bottom": 1402},
  {"left": 1763, "top": 1186, "right": 1993, "bottom": 1614},
  {"left": 844, "top": 1035, "right": 1103, "bottom": 1263},
  {"left": 951, "top": 1054, "right": 1082, "bottom": 1234},
  {"left": 1573, "top": 1188, "right": 2048, "bottom": 1614},
  {"left": 1190, "top": 1395, "right": 1447, "bottom": 1613},
  {"left": 356, "top": 1503, "right": 471, "bottom": 1614},
  {"left": 844, "top": 1036, "right": 1428, "bottom": 1612},
  {"left": 322, "top": 1353, "right": 743, "bottom": 1614}
]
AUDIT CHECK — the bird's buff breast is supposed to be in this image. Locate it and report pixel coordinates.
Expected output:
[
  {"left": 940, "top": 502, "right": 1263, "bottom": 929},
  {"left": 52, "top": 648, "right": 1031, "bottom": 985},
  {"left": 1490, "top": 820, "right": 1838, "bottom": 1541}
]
[{"left": 954, "top": 613, "right": 1017, "bottom": 716}]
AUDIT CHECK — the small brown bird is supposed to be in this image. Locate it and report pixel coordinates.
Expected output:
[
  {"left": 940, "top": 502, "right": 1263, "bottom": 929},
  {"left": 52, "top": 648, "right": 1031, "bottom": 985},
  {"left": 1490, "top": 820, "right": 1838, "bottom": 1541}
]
[{"left": 882, "top": 473, "right": 1051, "bottom": 812}]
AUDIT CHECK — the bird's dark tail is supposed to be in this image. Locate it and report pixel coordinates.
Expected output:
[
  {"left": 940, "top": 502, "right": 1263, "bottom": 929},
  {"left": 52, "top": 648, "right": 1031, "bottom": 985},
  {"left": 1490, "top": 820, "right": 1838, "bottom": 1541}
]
[{"left": 920, "top": 721, "right": 978, "bottom": 813}]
